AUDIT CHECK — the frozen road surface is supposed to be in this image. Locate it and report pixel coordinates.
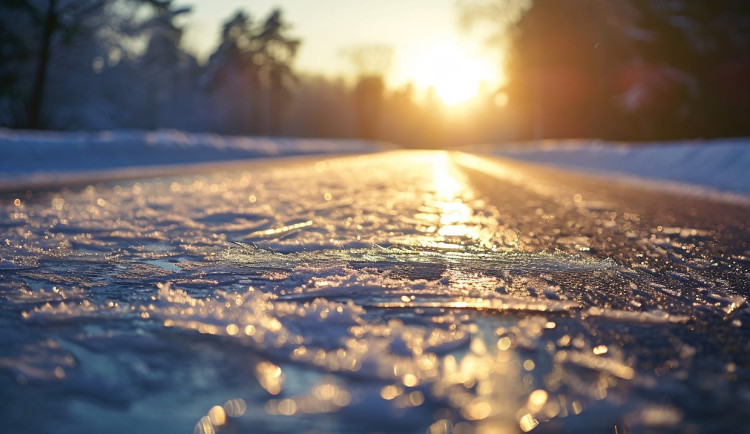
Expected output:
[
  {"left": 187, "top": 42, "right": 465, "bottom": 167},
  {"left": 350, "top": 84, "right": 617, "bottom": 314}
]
[{"left": 1, "top": 150, "right": 749, "bottom": 433}]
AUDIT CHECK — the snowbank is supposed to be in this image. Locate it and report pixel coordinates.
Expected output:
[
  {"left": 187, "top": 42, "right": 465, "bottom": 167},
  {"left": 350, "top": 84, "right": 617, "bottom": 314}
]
[
  {"left": 484, "top": 138, "right": 750, "bottom": 196},
  {"left": 0, "top": 129, "right": 387, "bottom": 189},
  {"left": 3, "top": 129, "right": 748, "bottom": 197}
]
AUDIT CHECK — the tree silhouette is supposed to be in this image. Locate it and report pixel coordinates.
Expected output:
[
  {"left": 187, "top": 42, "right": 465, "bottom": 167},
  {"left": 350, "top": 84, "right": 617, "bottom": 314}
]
[
  {"left": 464, "top": 0, "right": 750, "bottom": 140},
  {"left": 138, "top": 0, "right": 195, "bottom": 129},
  {"left": 255, "top": 9, "right": 300, "bottom": 134},
  {"left": 0, "top": 0, "right": 200, "bottom": 130},
  {"left": 0, "top": 0, "right": 108, "bottom": 128},
  {"left": 342, "top": 45, "right": 393, "bottom": 140},
  {"left": 204, "top": 8, "right": 299, "bottom": 135}
]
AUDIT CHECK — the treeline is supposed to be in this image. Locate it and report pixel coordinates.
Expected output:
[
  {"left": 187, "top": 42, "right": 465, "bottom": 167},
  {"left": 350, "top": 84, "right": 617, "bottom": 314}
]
[
  {"left": 0, "top": 0, "right": 304, "bottom": 135},
  {"left": 0, "top": 0, "right": 513, "bottom": 147},
  {"left": 470, "top": 0, "right": 750, "bottom": 140}
]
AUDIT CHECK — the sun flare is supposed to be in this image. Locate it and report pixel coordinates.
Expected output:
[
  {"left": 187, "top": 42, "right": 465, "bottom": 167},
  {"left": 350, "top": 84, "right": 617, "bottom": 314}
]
[{"left": 408, "top": 40, "right": 497, "bottom": 106}]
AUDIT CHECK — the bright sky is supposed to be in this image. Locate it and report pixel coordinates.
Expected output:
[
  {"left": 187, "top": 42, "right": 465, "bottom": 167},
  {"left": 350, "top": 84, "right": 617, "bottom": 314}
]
[{"left": 177, "top": 0, "right": 503, "bottom": 104}]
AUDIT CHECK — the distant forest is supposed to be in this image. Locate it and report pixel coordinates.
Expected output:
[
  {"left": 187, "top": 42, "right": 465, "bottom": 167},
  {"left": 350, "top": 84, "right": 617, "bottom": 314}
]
[{"left": 1, "top": 0, "right": 749, "bottom": 146}]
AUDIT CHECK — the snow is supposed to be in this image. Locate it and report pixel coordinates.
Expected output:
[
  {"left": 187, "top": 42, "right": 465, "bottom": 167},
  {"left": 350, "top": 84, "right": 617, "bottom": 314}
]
[
  {"left": 477, "top": 137, "right": 750, "bottom": 197},
  {"left": 2, "top": 129, "right": 748, "bottom": 199},
  {"left": 0, "top": 128, "right": 388, "bottom": 189}
]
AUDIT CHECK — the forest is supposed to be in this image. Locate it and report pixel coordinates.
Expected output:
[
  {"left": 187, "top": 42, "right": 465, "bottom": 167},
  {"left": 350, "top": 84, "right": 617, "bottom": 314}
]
[{"left": 1, "top": 0, "right": 749, "bottom": 146}]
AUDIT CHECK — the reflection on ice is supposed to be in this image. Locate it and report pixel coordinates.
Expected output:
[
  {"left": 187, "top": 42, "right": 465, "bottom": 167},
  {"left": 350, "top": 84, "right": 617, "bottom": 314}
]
[
  {"left": 265, "top": 376, "right": 352, "bottom": 416},
  {"left": 431, "top": 152, "right": 486, "bottom": 246},
  {"left": 255, "top": 361, "right": 284, "bottom": 395},
  {"left": 434, "top": 153, "right": 462, "bottom": 200},
  {"left": 148, "top": 280, "right": 652, "bottom": 433}
]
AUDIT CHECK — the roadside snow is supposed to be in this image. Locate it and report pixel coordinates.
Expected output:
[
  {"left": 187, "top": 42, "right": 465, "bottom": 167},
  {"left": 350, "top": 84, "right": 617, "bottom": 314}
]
[
  {"left": 2, "top": 129, "right": 748, "bottom": 198},
  {"left": 0, "top": 129, "right": 387, "bottom": 189},
  {"left": 483, "top": 138, "right": 750, "bottom": 196}
]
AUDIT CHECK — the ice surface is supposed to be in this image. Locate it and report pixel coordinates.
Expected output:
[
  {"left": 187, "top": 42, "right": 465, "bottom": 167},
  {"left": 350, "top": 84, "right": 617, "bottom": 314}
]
[{"left": 0, "top": 147, "right": 748, "bottom": 433}]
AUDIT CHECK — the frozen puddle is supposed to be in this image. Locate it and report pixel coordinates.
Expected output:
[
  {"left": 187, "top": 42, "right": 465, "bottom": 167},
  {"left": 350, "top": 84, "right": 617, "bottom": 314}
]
[{"left": 1, "top": 151, "right": 749, "bottom": 433}]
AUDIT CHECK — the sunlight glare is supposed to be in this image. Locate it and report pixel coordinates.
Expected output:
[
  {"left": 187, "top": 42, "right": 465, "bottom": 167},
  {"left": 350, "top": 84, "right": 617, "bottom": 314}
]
[
  {"left": 409, "top": 40, "right": 496, "bottom": 106},
  {"left": 432, "top": 153, "right": 477, "bottom": 240},
  {"left": 433, "top": 153, "right": 461, "bottom": 200}
]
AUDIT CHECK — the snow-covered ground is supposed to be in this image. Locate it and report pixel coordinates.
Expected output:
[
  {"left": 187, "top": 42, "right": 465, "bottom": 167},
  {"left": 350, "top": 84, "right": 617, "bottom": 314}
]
[
  {"left": 476, "top": 138, "right": 750, "bottom": 197},
  {"left": 0, "top": 129, "right": 388, "bottom": 189},
  {"left": 2, "top": 129, "right": 748, "bottom": 200}
]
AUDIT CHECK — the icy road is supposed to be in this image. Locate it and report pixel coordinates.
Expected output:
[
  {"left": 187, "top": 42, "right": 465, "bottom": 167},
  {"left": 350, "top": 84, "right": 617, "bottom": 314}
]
[{"left": 1, "top": 150, "right": 749, "bottom": 433}]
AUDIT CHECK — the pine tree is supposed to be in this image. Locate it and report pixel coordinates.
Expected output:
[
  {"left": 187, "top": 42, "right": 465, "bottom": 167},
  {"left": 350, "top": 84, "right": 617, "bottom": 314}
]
[
  {"left": 136, "top": 0, "right": 200, "bottom": 130},
  {"left": 203, "top": 8, "right": 299, "bottom": 135}
]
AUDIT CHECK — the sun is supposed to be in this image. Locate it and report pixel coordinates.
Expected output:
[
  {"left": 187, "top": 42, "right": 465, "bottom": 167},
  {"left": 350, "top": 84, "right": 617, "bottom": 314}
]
[{"left": 408, "top": 40, "right": 497, "bottom": 106}]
